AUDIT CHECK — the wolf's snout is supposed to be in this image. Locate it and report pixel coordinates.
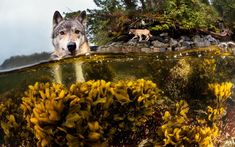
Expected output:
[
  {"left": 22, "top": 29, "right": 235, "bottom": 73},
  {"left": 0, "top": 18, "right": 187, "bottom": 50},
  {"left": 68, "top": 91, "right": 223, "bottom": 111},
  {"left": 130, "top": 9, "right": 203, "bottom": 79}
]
[{"left": 67, "top": 42, "right": 77, "bottom": 53}]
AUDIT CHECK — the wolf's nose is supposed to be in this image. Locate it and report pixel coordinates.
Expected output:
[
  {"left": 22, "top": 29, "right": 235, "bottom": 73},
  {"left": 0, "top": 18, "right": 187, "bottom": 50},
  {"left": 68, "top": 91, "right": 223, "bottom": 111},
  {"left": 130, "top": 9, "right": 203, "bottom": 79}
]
[{"left": 67, "top": 42, "right": 76, "bottom": 53}]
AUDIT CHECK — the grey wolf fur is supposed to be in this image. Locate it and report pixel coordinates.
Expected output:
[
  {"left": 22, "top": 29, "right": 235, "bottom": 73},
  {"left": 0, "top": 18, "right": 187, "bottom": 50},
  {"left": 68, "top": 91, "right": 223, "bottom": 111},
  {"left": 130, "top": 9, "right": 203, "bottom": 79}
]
[
  {"left": 129, "top": 29, "right": 152, "bottom": 41},
  {"left": 52, "top": 10, "right": 90, "bottom": 59},
  {"left": 51, "top": 10, "right": 89, "bottom": 83}
]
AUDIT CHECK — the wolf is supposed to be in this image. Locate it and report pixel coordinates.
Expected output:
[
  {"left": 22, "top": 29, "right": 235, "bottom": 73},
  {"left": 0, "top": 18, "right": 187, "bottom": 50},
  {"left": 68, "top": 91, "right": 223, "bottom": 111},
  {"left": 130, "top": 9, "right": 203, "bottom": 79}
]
[
  {"left": 51, "top": 10, "right": 90, "bottom": 83},
  {"left": 129, "top": 29, "right": 152, "bottom": 41},
  {"left": 52, "top": 10, "right": 90, "bottom": 59}
]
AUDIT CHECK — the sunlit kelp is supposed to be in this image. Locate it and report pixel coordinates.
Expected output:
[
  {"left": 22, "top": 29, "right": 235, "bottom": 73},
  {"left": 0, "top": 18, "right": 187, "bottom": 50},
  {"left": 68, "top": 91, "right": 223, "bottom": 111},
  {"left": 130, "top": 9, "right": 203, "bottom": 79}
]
[
  {"left": 154, "top": 100, "right": 220, "bottom": 146},
  {"left": 20, "top": 79, "right": 162, "bottom": 146},
  {"left": 0, "top": 79, "right": 233, "bottom": 146},
  {"left": 208, "top": 82, "right": 232, "bottom": 105},
  {"left": 150, "top": 82, "right": 233, "bottom": 146},
  {"left": 156, "top": 100, "right": 191, "bottom": 146},
  {"left": 207, "top": 82, "right": 233, "bottom": 121}
]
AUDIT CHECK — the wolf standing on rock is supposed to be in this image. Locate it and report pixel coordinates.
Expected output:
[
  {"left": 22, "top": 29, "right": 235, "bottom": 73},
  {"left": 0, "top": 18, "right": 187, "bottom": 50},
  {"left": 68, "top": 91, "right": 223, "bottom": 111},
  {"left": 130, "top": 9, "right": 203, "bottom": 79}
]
[
  {"left": 52, "top": 10, "right": 90, "bottom": 59},
  {"left": 129, "top": 29, "right": 152, "bottom": 41},
  {"left": 51, "top": 10, "right": 90, "bottom": 84}
]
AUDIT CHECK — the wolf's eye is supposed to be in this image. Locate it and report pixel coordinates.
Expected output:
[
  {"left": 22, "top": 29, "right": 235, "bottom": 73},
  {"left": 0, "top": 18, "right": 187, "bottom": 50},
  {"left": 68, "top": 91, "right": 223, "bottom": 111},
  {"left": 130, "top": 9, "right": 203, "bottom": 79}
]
[
  {"left": 75, "top": 30, "right": 80, "bottom": 34},
  {"left": 59, "top": 31, "right": 65, "bottom": 35}
]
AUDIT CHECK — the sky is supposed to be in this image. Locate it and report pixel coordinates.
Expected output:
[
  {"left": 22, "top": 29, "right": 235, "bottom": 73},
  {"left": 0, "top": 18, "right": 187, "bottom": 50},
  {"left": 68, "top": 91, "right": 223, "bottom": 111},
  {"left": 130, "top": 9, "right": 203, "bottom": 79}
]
[{"left": 0, "top": 0, "right": 97, "bottom": 64}]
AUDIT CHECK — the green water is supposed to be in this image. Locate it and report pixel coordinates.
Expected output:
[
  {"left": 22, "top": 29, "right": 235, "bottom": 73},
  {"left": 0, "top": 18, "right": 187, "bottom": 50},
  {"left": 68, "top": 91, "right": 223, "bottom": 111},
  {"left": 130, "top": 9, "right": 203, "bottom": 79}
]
[
  {"left": 0, "top": 47, "right": 234, "bottom": 97},
  {"left": 0, "top": 46, "right": 235, "bottom": 146}
]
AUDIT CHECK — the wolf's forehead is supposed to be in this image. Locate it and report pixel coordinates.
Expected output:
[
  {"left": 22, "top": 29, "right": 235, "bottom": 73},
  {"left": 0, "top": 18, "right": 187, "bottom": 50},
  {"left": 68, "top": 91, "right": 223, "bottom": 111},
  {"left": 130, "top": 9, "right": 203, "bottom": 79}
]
[
  {"left": 54, "top": 20, "right": 85, "bottom": 33},
  {"left": 63, "top": 21, "right": 83, "bottom": 29}
]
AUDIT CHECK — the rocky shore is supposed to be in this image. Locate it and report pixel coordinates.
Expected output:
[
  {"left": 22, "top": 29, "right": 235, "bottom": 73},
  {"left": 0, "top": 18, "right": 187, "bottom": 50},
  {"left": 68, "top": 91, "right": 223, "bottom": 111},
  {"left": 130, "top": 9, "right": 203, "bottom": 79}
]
[{"left": 96, "top": 33, "right": 235, "bottom": 54}]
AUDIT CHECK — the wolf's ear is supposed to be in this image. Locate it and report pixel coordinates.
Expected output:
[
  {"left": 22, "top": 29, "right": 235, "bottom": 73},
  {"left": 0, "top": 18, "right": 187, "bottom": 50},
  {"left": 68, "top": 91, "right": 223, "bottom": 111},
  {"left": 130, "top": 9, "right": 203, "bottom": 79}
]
[
  {"left": 77, "top": 11, "right": 87, "bottom": 26},
  {"left": 53, "top": 11, "right": 63, "bottom": 28}
]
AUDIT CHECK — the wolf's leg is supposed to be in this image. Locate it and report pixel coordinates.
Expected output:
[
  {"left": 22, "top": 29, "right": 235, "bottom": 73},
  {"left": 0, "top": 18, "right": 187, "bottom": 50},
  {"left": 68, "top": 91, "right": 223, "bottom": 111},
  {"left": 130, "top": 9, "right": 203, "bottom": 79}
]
[
  {"left": 145, "top": 35, "right": 149, "bottom": 41},
  {"left": 138, "top": 35, "right": 142, "bottom": 41},
  {"left": 131, "top": 35, "right": 138, "bottom": 40},
  {"left": 52, "top": 64, "right": 62, "bottom": 84},
  {"left": 74, "top": 61, "right": 85, "bottom": 82}
]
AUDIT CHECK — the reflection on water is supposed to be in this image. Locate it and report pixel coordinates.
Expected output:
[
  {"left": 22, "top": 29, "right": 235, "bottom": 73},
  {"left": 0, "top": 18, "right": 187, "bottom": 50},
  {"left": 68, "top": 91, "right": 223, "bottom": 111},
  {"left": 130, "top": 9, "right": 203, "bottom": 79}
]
[{"left": 0, "top": 46, "right": 235, "bottom": 146}]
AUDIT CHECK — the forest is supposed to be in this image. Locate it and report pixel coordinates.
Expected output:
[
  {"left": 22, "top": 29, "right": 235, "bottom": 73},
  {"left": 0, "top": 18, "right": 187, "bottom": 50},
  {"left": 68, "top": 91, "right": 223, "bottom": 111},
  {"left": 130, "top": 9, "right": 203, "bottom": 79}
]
[
  {"left": 0, "top": 52, "right": 50, "bottom": 70},
  {"left": 66, "top": 0, "right": 235, "bottom": 45}
]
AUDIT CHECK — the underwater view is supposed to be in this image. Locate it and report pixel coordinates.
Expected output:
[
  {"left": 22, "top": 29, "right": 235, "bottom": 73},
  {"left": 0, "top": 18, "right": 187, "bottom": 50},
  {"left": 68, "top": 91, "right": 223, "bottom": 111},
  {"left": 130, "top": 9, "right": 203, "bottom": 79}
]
[
  {"left": 0, "top": 46, "right": 235, "bottom": 146},
  {"left": 1, "top": 0, "right": 235, "bottom": 146}
]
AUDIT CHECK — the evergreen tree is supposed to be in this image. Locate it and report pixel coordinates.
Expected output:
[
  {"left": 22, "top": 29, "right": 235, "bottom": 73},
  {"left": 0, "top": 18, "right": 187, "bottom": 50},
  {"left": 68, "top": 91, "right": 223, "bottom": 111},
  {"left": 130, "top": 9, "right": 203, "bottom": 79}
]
[
  {"left": 87, "top": 0, "right": 129, "bottom": 45},
  {"left": 86, "top": 0, "right": 219, "bottom": 45},
  {"left": 66, "top": 0, "right": 229, "bottom": 45},
  {"left": 211, "top": 0, "right": 235, "bottom": 28},
  {"left": 156, "top": 0, "right": 219, "bottom": 30},
  {"left": 121, "top": 0, "right": 138, "bottom": 10}
]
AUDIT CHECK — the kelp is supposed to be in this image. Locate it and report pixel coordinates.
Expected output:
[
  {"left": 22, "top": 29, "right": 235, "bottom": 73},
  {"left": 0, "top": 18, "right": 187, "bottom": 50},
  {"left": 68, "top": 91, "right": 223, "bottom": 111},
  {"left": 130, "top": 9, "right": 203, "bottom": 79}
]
[
  {"left": 20, "top": 79, "right": 161, "bottom": 146},
  {"left": 153, "top": 82, "right": 232, "bottom": 146},
  {"left": 155, "top": 100, "right": 220, "bottom": 146},
  {"left": 0, "top": 79, "right": 233, "bottom": 146},
  {"left": 0, "top": 98, "right": 34, "bottom": 146}
]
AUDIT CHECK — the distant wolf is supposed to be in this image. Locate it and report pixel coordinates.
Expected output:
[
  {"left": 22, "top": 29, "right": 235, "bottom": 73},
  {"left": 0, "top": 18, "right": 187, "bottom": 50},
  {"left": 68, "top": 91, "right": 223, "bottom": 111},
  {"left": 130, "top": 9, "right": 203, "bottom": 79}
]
[
  {"left": 129, "top": 29, "right": 152, "bottom": 41},
  {"left": 52, "top": 10, "right": 90, "bottom": 59},
  {"left": 51, "top": 10, "right": 90, "bottom": 83}
]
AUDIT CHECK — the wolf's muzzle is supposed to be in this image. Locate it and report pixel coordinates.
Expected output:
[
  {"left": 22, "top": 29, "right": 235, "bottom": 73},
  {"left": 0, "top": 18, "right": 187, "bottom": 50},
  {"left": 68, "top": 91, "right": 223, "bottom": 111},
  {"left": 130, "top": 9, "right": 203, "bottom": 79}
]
[{"left": 67, "top": 42, "right": 77, "bottom": 54}]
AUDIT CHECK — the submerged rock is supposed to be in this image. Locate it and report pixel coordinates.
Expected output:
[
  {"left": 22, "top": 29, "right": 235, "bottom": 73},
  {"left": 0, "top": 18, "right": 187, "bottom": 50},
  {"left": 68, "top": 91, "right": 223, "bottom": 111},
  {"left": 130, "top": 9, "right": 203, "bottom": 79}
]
[
  {"left": 163, "top": 59, "right": 192, "bottom": 99},
  {"left": 169, "top": 59, "right": 191, "bottom": 80}
]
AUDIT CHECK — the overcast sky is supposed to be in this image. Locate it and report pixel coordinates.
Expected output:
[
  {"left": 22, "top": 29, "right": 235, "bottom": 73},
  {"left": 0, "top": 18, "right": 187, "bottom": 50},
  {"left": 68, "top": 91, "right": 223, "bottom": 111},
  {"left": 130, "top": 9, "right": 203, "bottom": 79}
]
[{"left": 0, "top": 0, "right": 97, "bottom": 64}]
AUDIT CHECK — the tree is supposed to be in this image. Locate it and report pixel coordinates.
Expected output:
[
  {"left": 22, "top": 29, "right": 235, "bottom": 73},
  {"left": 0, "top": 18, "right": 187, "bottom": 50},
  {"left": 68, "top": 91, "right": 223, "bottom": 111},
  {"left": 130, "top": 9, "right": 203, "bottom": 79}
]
[
  {"left": 211, "top": 0, "right": 235, "bottom": 28},
  {"left": 88, "top": 0, "right": 220, "bottom": 44},
  {"left": 145, "top": 0, "right": 165, "bottom": 11},
  {"left": 200, "top": 0, "right": 210, "bottom": 5},
  {"left": 156, "top": 0, "right": 219, "bottom": 30},
  {"left": 87, "top": 0, "right": 131, "bottom": 45},
  {"left": 121, "top": 0, "right": 138, "bottom": 10},
  {"left": 65, "top": 0, "right": 223, "bottom": 45}
]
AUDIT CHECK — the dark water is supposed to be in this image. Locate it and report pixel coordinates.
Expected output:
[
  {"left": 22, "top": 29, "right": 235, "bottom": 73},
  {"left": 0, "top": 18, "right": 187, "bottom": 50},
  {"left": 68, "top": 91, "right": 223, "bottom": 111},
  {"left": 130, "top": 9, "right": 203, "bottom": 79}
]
[
  {"left": 0, "top": 47, "right": 234, "bottom": 96},
  {"left": 0, "top": 46, "right": 235, "bottom": 146}
]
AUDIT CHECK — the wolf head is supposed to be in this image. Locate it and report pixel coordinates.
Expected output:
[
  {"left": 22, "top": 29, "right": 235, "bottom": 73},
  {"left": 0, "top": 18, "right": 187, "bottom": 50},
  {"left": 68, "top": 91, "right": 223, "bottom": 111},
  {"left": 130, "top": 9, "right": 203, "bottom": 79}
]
[{"left": 52, "top": 11, "right": 89, "bottom": 59}]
